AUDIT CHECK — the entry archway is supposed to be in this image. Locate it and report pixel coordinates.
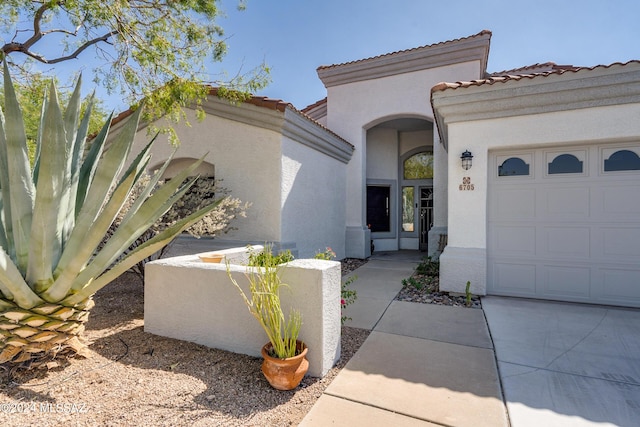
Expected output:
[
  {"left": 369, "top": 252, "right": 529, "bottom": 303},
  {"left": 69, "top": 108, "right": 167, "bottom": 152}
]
[{"left": 364, "top": 117, "right": 434, "bottom": 251}]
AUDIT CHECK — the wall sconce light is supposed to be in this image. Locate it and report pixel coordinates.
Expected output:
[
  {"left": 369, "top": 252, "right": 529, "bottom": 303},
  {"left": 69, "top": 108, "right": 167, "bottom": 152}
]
[{"left": 461, "top": 150, "right": 473, "bottom": 170}]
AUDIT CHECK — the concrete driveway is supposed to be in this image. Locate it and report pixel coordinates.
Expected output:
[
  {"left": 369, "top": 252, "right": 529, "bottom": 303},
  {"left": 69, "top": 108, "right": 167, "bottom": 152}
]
[{"left": 483, "top": 296, "right": 640, "bottom": 427}]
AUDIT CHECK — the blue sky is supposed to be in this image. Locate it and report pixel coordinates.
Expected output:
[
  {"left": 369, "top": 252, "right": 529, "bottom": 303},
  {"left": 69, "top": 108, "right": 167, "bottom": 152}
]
[
  {"left": 14, "top": 0, "right": 638, "bottom": 112},
  {"left": 213, "top": 0, "right": 639, "bottom": 110}
]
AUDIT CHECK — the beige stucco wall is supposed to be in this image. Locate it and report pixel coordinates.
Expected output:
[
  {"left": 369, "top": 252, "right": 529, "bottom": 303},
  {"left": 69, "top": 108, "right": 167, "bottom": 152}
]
[
  {"left": 130, "top": 107, "right": 284, "bottom": 243},
  {"left": 325, "top": 61, "right": 482, "bottom": 257},
  {"left": 280, "top": 135, "right": 348, "bottom": 259},
  {"left": 145, "top": 251, "right": 342, "bottom": 377},
  {"left": 399, "top": 129, "right": 432, "bottom": 155},
  {"left": 429, "top": 130, "right": 448, "bottom": 256},
  {"left": 366, "top": 127, "right": 398, "bottom": 180}
]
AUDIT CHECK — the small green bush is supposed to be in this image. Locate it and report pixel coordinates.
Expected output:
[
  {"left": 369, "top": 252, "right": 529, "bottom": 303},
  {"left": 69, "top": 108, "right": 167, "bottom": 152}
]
[
  {"left": 416, "top": 256, "right": 439, "bottom": 277},
  {"left": 248, "top": 247, "right": 294, "bottom": 266}
]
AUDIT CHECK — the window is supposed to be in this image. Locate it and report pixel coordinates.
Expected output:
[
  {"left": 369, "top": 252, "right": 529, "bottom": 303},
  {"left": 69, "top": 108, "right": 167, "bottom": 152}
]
[
  {"left": 548, "top": 154, "right": 583, "bottom": 174},
  {"left": 604, "top": 149, "right": 640, "bottom": 172},
  {"left": 366, "top": 186, "right": 391, "bottom": 232},
  {"left": 498, "top": 157, "right": 530, "bottom": 176},
  {"left": 402, "top": 187, "right": 414, "bottom": 232},
  {"left": 403, "top": 152, "right": 433, "bottom": 179}
]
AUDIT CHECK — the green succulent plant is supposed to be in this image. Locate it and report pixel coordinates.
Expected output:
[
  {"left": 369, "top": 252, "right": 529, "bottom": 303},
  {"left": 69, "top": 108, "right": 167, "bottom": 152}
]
[{"left": 0, "top": 64, "right": 223, "bottom": 365}]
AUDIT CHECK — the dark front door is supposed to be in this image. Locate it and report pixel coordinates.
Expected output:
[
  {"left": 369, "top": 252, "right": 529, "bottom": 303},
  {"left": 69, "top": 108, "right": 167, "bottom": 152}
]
[{"left": 366, "top": 186, "right": 390, "bottom": 232}]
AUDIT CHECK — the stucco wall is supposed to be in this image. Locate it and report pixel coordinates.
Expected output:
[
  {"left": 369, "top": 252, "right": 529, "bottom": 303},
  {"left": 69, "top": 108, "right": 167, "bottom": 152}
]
[
  {"left": 366, "top": 127, "right": 398, "bottom": 180},
  {"left": 429, "top": 130, "right": 448, "bottom": 257},
  {"left": 280, "top": 136, "right": 348, "bottom": 259},
  {"left": 399, "top": 129, "right": 432, "bottom": 155},
  {"left": 145, "top": 252, "right": 342, "bottom": 378},
  {"left": 130, "top": 108, "right": 283, "bottom": 242},
  {"left": 326, "top": 61, "right": 482, "bottom": 257}
]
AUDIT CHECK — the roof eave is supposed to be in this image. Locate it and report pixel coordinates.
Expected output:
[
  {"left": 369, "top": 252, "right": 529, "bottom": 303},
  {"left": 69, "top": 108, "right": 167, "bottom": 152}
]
[
  {"left": 431, "top": 61, "right": 640, "bottom": 150},
  {"left": 317, "top": 30, "right": 492, "bottom": 88}
]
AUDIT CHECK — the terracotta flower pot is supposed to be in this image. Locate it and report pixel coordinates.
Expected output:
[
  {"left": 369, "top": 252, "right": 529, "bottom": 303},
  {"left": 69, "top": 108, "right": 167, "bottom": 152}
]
[
  {"left": 261, "top": 340, "right": 309, "bottom": 390},
  {"left": 198, "top": 252, "right": 224, "bottom": 263}
]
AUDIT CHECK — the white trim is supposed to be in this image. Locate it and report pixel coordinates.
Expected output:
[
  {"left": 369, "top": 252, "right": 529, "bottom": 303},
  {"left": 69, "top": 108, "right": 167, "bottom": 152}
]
[
  {"left": 283, "top": 109, "right": 354, "bottom": 164},
  {"left": 200, "top": 96, "right": 353, "bottom": 164},
  {"left": 432, "top": 63, "right": 640, "bottom": 145}
]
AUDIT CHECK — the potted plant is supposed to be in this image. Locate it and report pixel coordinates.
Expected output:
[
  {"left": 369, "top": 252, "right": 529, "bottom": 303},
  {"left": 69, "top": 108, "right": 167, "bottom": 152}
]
[{"left": 226, "top": 246, "right": 308, "bottom": 390}]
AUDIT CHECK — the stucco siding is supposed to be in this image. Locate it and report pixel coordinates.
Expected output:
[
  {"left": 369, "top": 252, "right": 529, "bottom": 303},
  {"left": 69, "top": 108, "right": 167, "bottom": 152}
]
[
  {"left": 130, "top": 107, "right": 283, "bottom": 242},
  {"left": 280, "top": 137, "right": 347, "bottom": 259},
  {"left": 399, "top": 129, "right": 433, "bottom": 156},
  {"left": 366, "top": 127, "right": 398, "bottom": 180},
  {"left": 326, "top": 61, "right": 482, "bottom": 257}
]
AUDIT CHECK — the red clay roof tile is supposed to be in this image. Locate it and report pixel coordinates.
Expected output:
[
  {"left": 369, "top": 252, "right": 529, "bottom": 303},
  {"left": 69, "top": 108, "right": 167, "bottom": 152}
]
[
  {"left": 317, "top": 30, "right": 492, "bottom": 71},
  {"left": 432, "top": 60, "right": 640, "bottom": 93},
  {"left": 108, "top": 89, "right": 352, "bottom": 148},
  {"left": 301, "top": 97, "right": 327, "bottom": 113}
]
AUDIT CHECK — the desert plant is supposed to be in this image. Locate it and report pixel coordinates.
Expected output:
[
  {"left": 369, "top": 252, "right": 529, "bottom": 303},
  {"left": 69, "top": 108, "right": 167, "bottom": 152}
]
[
  {"left": 0, "top": 65, "right": 223, "bottom": 365},
  {"left": 402, "top": 277, "right": 424, "bottom": 291},
  {"left": 416, "top": 255, "right": 439, "bottom": 277},
  {"left": 340, "top": 275, "right": 358, "bottom": 324},
  {"left": 248, "top": 246, "right": 294, "bottom": 267},
  {"left": 465, "top": 281, "right": 472, "bottom": 307},
  {"left": 227, "top": 246, "right": 301, "bottom": 359},
  {"left": 106, "top": 175, "right": 249, "bottom": 283},
  {"left": 313, "top": 247, "right": 358, "bottom": 325}
]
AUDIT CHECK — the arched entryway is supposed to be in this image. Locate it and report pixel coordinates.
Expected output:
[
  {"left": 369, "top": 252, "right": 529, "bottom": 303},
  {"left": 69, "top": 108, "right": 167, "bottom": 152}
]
[{"left": 365, "top": 117, "right": 434, "bottom": 252}]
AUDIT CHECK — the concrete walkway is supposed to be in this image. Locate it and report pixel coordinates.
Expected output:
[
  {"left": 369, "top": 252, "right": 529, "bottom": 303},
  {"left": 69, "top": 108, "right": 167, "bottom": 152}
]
[
  {"left": 300, "top": 251, "right": 509, "bottom": 427},
  {"left": 164, "top": 239, "right": 640, "bottom": 425}
]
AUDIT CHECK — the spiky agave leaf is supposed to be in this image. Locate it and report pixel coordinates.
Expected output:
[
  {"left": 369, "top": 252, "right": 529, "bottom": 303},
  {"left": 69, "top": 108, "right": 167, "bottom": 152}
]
[
  {"left": 0, "top": 66, "right": 225, "bottom": 365},
  {"left": 26, "top": 81, "right": 67, "bottom": 292},
  {"left": 0, "top": 62, "right": 35, "bottom": 276}
]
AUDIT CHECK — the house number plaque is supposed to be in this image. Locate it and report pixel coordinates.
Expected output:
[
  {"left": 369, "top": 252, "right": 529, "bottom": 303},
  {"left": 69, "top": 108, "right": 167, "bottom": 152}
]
[{"left": 459, "top": 176, "right": 475, "bottom": 191}]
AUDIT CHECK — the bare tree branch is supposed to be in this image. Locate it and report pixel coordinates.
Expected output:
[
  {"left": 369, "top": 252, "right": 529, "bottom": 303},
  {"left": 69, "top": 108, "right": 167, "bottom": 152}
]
[{"left": 3, "top": 1, "right": 54, "bottom": 55}]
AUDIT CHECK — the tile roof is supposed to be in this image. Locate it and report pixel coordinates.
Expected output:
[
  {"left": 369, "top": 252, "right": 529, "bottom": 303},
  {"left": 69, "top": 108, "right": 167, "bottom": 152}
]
[
  {"left": 432, "top": 60, "right": 640, "bottom": 93},
  {"left": 489, "top": 62, "right": 578, "bottom": 76},
  {"left": 109, "top": 87, "right": 294, "bottom": 129},
  {"left": 317, "top": 30, "right": 492, "bottom": 71},
  {"left": 207, "top": 87, "right": 291, "bottom": 112},
  {"left": 108, "top": 88, "right": 352, "bottom": 148},
  {"left": 301, "top": 97, "right": 327, "bottom": 114}
]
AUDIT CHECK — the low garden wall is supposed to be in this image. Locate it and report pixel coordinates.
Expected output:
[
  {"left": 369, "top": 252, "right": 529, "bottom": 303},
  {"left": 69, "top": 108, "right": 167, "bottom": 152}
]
[{"left": 144, "top": 246, "right": 342, "bottom": 377}]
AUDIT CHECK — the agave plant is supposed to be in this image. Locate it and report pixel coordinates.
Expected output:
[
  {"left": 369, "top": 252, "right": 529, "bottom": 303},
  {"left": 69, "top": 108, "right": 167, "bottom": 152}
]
[{"left": 0, "top": 64, "right": 223, "bottom": 365}]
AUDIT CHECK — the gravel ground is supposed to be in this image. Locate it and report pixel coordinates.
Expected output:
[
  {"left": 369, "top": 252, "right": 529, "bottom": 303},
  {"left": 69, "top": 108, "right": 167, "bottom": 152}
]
[
  {"left": 395, "top": 272, "right": 482, "bottom": 309},
  {"left": 0, "top": 261, "right": 369, "bottom": 427},
  {"left": 0, "top": 256, "right": 477, "bottom": 426},
  {"left": 347, "top": 256, "right": 481, "bottom": 309}
]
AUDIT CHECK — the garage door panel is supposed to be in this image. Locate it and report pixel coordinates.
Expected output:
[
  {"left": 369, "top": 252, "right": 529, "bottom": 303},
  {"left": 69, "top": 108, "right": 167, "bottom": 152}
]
[
  {"left": 543, "top": 265, "right": 591, "bottom": 298},
  {"left": 602, "top": 227, "right": 640, "bottom": 259},
  {"left": 492, "top": 262, "right": 536, "bottom": 296},
  {"left": 493, "top": 188, "right": 536, "bottom": 220},
  {"left": 493, "top": 226, "right": 536, "bottom": 255},
  {"left": 488, "top": 144, "right": 640, "bottom": 308},
  {"left": 543, "top": 187, "right": 590, "bottom": 218},
  {"left": 598, "top": 267, "right": 640, "bottom": 302},
  {"left": 600, "top": 185, "right": 640, "bottom": 216},
  {"left": 543, "top": 226, "right": 590, "bottom": 257}
]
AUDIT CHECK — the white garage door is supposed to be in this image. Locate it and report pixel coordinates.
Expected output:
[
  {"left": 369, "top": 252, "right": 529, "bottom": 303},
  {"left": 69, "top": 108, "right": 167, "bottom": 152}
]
[{"left": 487, "top": 144, "right": 640, "bottom": 307}]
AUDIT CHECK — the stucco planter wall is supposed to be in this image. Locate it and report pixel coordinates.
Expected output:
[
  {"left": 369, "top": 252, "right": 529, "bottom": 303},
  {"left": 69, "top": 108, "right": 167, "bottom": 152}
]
[{"left": 144, "top": 247, "right": 341, "bottom": 378}]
